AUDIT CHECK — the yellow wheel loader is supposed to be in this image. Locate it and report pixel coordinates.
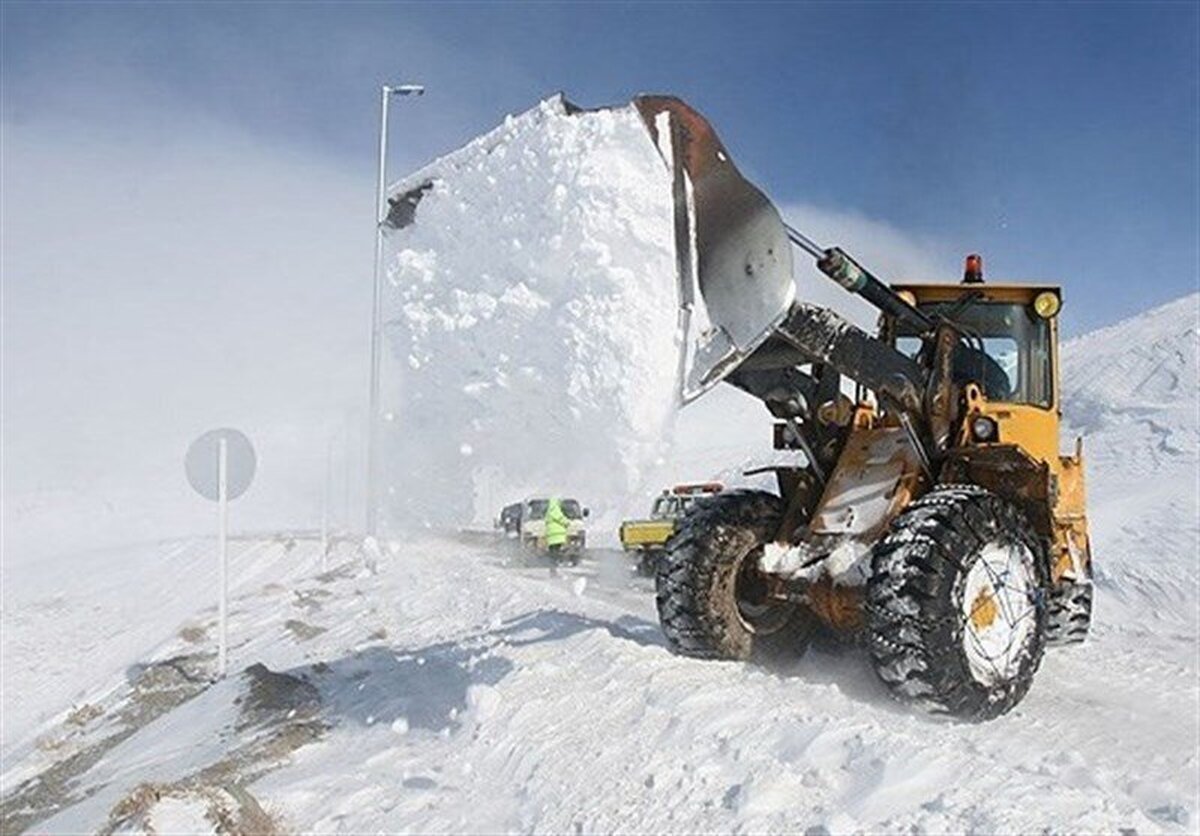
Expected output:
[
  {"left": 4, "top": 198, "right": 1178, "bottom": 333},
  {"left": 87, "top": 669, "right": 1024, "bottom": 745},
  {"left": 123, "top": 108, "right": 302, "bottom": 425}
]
[{"left": 631, "top": 96, "right": 1093, "bottom": 721}]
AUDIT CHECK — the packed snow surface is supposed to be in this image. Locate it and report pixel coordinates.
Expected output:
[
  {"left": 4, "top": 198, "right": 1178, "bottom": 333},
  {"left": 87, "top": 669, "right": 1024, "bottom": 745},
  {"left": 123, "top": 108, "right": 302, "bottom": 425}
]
[{"left": 380, "top": 96, "right": 679, "bottom": 530}]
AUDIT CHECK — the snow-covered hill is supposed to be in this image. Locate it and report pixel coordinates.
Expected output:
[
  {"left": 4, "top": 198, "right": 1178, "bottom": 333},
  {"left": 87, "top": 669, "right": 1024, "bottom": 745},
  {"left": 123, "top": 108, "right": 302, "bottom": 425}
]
[
  {"left": 2, "top": 294, "right": 1196, "bottom": 834},
  {"left": 1061, "top": 294, "right": 1198, "bottom": 629},
  {"left": 1063, "top": 293, "right": 1197, "bottom": 432}
]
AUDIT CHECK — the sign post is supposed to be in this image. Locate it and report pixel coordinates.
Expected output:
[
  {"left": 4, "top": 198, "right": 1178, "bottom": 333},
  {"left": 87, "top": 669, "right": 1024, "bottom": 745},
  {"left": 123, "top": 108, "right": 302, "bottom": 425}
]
[
  {"left": 186, "top": 428, "right": 256, "bottom": 680},
  {"left": 217, "top": 437, "right": 229, "bottom": 677},
  {"left": 321, "top": 435, "right": 333, "bottom": 574}
]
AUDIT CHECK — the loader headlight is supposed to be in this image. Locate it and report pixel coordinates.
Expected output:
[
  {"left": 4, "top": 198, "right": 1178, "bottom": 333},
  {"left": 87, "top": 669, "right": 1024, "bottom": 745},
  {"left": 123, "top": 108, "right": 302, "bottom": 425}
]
[
  {"left": 1033, "top": 291, "right": 1061, "bottom": 319},
  {"left": 971, "top": 416, "right": 999, "bottom": 443}
]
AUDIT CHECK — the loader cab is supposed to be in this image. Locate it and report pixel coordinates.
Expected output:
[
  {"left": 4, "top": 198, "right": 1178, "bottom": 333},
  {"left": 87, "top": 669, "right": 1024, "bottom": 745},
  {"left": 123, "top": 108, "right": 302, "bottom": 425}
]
[
  {"left": 885, "top": 284, "right": 1061, "bottom": 407},
  {"left": 883, "top": 281, "right": 1064, "bottom": 464}
]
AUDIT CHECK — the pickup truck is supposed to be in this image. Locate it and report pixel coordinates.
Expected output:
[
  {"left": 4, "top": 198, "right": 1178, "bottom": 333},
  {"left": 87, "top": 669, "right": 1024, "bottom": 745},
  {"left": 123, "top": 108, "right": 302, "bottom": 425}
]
[{"left": 619, "top": 483, "right": 723, "bottom": 576}]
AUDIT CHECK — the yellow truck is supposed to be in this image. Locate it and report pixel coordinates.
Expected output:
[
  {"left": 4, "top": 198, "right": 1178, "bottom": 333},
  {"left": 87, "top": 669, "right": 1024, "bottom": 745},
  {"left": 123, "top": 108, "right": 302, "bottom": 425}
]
[{"left": 619, "top": 483, "right": 723, "bottom": 575}]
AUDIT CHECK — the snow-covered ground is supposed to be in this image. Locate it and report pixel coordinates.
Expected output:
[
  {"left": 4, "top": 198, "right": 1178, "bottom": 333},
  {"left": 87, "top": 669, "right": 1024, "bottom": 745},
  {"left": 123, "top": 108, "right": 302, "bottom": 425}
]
[
  {"left": 1, "top": 534, "right": 339, "bottom": 762},
  {"left": 1061, "top": 295, "right": 1199, "bottom": 630},
  {"left": 2, "top": 295, "right": 1197, "bottom": 834}
]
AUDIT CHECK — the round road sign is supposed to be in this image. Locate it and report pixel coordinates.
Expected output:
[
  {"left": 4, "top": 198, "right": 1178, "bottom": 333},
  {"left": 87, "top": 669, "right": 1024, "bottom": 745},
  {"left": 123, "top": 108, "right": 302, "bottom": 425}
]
[{"left": 185, "top": 428, "right": 256, "bottom": 501}]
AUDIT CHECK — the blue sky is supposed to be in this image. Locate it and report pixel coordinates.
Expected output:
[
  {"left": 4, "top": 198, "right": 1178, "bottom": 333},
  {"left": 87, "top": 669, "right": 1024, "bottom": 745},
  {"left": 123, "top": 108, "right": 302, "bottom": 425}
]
[{"left": 4, "top": 1, "right": 1197, "bottom": 333}]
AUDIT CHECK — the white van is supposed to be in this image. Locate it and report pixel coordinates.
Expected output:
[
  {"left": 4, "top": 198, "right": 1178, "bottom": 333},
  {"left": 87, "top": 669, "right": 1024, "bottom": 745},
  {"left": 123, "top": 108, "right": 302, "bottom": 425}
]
[{"left": 518, "top": 497, "right": 588, "bottom": 557}]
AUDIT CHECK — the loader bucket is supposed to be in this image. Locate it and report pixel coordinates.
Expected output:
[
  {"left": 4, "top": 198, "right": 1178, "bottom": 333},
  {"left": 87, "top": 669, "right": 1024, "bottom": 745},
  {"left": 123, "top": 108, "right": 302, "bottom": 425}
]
[{"left": 634, "top": 95, "right": 795, "bottom": 401}]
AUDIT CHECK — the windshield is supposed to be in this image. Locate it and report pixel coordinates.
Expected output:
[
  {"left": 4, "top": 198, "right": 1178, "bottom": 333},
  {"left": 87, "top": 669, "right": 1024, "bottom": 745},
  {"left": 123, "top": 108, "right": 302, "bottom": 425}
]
[
  {"left": 652, "top": 497, "right": 673, "bottom": 517},
  {"left": 527, "top": 499, "right": 582, "bottom": 519},
  {"left": 896, "top": 302, "right": 1053, "bottom": 407}
]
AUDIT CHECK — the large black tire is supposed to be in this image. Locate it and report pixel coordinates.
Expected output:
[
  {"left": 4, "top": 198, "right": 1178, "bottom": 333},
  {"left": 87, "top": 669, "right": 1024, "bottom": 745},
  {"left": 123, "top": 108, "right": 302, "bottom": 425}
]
[
  {"left": 1046, "top": 578, "right": 1093, "bottom": 644},
  {"left": 655, "top": 490, "right": 813, "bottom": 662},
  {"left": 866, "top": 484, "right": 1049, "bottom": 721}
]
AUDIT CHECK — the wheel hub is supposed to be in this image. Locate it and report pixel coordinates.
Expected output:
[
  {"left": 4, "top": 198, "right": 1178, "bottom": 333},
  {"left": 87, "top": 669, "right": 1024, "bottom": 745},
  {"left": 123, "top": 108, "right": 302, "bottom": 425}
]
[
  {"left": 969, "top": 588, "right": 999, "bottom": 630},
  {"left": 960, "top": 540, "right": 1039, "bottom": 686},
  {"left": 733, "top": 546, "right": 791, "bottom": 634}
]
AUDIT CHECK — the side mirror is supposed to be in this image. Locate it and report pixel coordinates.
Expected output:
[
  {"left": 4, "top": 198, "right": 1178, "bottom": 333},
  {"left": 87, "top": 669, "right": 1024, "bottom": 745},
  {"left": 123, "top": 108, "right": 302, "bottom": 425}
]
[{"left": 583, "top": 508, "right": 590, "bottom": 518}]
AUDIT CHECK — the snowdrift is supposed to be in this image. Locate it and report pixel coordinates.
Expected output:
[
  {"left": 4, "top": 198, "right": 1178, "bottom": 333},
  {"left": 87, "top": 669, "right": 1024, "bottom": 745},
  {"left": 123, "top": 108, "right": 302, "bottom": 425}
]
[
  {"left": 1060, "top": 293, "right": 1199, "bottom": 628},
  {"left": 380, "top": 96, "right": 679, "bottom": 530},
  {"left": 1062, "top": 293, "right": 1198, "bottom": 453}
]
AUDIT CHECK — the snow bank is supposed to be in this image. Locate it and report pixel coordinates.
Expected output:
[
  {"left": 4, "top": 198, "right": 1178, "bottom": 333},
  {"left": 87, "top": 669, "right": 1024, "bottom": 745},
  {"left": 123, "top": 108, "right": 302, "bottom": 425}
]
[
  {"left": 380, "top": 96, "right": 679, "bottom": 529},
  {"left": 1060, "top": 293, "right": 1199, "bottom": 627},
  {"left": 1, "top": 535, "right": 340, "bottom": 763},
  {"left": 1062, "top": 293, "right": 1198, "bottom": 444}
]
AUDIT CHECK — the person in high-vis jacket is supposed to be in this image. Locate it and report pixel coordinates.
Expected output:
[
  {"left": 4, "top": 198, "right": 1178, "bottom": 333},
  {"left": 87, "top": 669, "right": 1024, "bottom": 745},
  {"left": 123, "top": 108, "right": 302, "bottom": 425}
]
[{"left": 543, "top": 497, "right": 570, "bottom": 555}]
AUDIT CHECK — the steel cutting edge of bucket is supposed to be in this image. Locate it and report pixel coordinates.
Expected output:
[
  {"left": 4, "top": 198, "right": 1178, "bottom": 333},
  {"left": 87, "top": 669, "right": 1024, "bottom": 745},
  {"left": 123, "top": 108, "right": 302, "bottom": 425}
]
[{"left": 633, "top": 95, "right": 795, "bottom": 402}]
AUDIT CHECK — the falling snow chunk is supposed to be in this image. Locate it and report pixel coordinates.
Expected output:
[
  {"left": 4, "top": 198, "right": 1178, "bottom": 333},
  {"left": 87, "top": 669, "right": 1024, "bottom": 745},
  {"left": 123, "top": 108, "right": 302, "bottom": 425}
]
[{"left": 381, "top": 95, "right": 678, "bottom": 529}]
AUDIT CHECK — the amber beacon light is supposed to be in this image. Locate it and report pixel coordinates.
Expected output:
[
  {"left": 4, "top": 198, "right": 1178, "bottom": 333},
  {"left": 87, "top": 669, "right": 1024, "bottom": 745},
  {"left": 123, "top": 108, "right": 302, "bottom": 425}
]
[{"left": 963, "top": 253, "right": 984, "bottom": 284}]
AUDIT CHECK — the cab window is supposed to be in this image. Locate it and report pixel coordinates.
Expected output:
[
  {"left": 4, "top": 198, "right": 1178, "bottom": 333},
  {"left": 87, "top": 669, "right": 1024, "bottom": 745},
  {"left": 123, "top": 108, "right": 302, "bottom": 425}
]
[{"left": 896, "top": 302, "right": 1053, "bottom": 407}]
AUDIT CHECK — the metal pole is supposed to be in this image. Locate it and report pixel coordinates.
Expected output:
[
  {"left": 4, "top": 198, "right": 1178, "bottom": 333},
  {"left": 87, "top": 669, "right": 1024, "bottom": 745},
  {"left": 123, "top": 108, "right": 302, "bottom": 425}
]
[
  {"left": 366, "top": 85, "right": 390, "bottom": 538},
  {"left": 321, "top": 435, "right": 332, "bottom": 573},
  {"left": 217, "top": 437, "right": 229, "bottom": 679},
  {"left": 365, "top": 82, "right": 424, "bottom": 538},
  {"left": 343, "top": 414, "right": 352, "bottom": 534}
]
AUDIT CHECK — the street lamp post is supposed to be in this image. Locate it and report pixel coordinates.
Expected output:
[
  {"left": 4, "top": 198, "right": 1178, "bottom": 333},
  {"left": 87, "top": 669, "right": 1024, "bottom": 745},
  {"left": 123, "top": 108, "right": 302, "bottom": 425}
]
[{"left": 367, "top": 82, "right": 424, "bottom": 538}]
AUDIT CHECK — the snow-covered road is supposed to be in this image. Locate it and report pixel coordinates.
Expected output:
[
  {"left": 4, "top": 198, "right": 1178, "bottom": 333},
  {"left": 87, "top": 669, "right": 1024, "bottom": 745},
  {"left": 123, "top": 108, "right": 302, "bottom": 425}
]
[
  {"left": 222, "top": 539, "right": 1200, "bottom": 835},
  {"left": 3, "top": 528, "right": 1195, "bottom": 834}
]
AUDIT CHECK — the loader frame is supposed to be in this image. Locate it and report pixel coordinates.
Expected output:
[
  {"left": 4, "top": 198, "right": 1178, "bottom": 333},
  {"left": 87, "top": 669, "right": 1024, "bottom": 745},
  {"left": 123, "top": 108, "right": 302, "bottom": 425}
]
[{"left": 745, "top": 283, "right": 1092, "bottom": 597}]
